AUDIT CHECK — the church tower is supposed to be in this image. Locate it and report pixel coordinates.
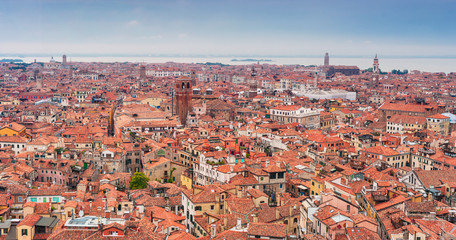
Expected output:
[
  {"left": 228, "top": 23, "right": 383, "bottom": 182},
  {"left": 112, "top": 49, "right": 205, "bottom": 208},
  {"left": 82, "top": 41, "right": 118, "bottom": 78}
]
[
  {"left": 36, "top": 73, "right": 43, "bottom": 89},
  {"left": 175, "top": 77, "right": 192, "bottom": 126},
  {"left": 324, "top": 52, "right": 329, "bottom": 66},
  {"left": 372, "top": 54, "right": 379, "bottom": 85},
  {"left": 139, "top": 65, "right": 146, "bottom": 80}
]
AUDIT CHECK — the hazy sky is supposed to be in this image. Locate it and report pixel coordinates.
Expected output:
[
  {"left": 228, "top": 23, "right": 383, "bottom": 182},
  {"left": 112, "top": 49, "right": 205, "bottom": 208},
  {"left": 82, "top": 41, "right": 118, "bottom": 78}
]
[{"left": 1, "top": 0, "right": 455, "bottom": 56}]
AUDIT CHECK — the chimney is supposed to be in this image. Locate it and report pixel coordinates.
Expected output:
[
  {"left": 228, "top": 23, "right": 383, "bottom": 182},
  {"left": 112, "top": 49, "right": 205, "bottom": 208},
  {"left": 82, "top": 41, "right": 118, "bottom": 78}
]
[
  {"left": 223, "top": 216, "right": 228, "bottom": 228},
  {"left": 210, "top": 224, "right": 217, "bottom": 239},
  {"left": 276, "top": 161, "right": 281, "bottom": 167},
  {"left": 275, "top": 208, "right": 280, "bottom": 219},
  {"left": 289, "top": 205, "right": 294, "bottom": 217},
  {"left": 236, "top": 218, "right": 242, "bottom": 230},
  {"left": 105, "top": 210, "right": 111, "bottom": 219},
  {"left": 252, "top": 213, "right": 258, "bottom": 223},
  {"left": 265, "top": 160, "right": 269, "bottom": 167}
]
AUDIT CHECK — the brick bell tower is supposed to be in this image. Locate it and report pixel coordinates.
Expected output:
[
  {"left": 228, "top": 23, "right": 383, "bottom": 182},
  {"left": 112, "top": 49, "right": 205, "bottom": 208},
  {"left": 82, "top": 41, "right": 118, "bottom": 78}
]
[{"left": 175, "top": 76, "right": 192, "bottom": 126}]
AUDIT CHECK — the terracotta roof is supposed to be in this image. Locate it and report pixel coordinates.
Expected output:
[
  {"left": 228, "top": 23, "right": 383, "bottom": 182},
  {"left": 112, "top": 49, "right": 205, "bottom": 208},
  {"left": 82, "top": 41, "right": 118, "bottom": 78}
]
[
  {"left": 345, "top": 227, "right": 381, "bottom": 240},
  {"left": 247, "top": 222, "right": 287, "bottom": 238},
  {"left": 17, "top": 213, "right": 41, "bottom": 227},
  {"left": 427, "top": 113, "right": 449, "bottom": 119},
  {"left": 414, "top": 169, "right": 456, "bottom": 189}
]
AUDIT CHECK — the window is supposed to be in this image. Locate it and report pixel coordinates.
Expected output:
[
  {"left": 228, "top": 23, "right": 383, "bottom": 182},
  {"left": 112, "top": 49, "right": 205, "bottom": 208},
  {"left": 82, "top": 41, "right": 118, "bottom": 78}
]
[
  {"left": 210, "top": 205, "right": 214, "bottom": 210},
  {"left": 18, "top": 196, "right": 23, "bottom": 202},
  {"left": 347, "top": 205, "right": 350, "bottom": 212},
  {"left": 195, "top": 206, "right": 202, "bottom": 211},
  {"left": 52, "top": 197, "right": 59, "bottom": 203},
  {"left": 22, "top": 229, "right": 27, "bottom": 236}
]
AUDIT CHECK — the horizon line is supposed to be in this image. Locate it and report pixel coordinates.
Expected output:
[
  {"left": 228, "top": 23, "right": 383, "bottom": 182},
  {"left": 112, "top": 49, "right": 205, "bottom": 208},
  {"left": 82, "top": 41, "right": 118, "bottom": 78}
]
[{"left": 2, "top": 54, "right": 456, "bottom": 59}]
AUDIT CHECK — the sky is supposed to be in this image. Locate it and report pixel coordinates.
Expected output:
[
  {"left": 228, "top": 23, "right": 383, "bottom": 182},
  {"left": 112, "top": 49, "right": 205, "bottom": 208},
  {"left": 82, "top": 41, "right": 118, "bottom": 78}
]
[{"left": 1, "top": 0, "right": 456, "bottom": 57}]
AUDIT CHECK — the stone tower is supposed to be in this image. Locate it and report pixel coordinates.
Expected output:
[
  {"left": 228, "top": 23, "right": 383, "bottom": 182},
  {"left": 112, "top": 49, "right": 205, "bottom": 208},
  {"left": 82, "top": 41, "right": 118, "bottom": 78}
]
[
  {"left": 324, "top": 52, "right": 329, "bottom": 66},
  {"left": 191, "top": 71, "right": 197, "bottom": 86},
  {"left": 139, "top": 65, "right": 146, "bottom": 80},
  {"left": 62, "top": 55, "right": 67, "bottom": 65},
  {"left": 175, "top": 77, "right": 192, "bottom": 126},
  {"left": 372, "top": 54, "right": 379, "bottom": 85},
  {"left": 36, "top": 73, "right": 43, "bottom": 89}
]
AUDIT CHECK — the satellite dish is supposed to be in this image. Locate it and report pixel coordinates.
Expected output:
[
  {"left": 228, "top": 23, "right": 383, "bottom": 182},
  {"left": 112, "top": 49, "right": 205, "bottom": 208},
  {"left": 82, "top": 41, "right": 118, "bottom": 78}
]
[{"left": 79, "top": 210, "right": 84, "bottom": 217}]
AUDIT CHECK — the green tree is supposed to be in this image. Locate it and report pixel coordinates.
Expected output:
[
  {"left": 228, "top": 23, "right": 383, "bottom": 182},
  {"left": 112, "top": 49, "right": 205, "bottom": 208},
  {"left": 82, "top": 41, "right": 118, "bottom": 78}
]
[
  {"left": 130, "top": 172, "right": 149, "bottom": 190},
  {"left": 167, "top": 168, "right": 176, "bottom": 183},
  {"left": 55, "top": 147, "right": 64, "bottom": 154}
]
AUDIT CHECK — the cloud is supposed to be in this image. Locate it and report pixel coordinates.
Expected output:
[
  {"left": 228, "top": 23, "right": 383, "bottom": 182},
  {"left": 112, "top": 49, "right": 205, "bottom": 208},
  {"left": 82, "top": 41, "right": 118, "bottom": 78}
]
[
  {"left": 127, "top": 20, "right": 139, "bottom": 26},
  {"left": 148, "top": 35, "right": 163, "bottom": 39},
  {"left": 141, "top": 35, "right": 163, "bottom": 40},
  {"left": 178, "top": 33, "right": 188, "bottom": 39}
]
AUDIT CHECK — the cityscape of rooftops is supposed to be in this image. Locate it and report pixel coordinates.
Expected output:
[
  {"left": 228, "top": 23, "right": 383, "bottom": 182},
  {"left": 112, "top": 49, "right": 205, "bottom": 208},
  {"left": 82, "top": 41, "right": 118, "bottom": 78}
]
[{"left": 0, "top": 0, "right": 455, "bottom": 239}]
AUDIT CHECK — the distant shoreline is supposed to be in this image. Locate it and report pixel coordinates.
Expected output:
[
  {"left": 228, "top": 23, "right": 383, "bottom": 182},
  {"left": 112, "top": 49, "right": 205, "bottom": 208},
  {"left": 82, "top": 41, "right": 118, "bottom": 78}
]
[
  {"left": 0, "top": 56, "right": 454, "bottom": 73},
  {"left": 231, "top": 58, "right": 273, "bottom": 62},
  {"left": 0, "top": 58, "right": 23, "bottom": 63}
]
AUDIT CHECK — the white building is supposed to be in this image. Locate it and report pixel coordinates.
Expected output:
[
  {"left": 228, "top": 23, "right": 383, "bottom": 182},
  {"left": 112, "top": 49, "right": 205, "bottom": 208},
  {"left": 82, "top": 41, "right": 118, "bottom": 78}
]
[
  {"left": 270, "top": 105, "right": 320, "bottom": 129},
  {"left": 193, "top": 152, "right": 237, "bottom": 185},
  {"left": 0, "top": 136, "right": 28, "bottom": 154},
  {"left": 293, "top": 89, "right": 356, "bottom": 101}
]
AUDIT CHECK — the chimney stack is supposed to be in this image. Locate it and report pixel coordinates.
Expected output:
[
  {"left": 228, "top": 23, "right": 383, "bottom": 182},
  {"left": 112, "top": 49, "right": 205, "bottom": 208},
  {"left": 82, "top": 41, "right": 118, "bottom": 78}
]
[
  {"left": 252, "top": 213, "right": 258, "bottom": 223},
  {"left": 210, "top": 224, "right": 217, "bottom": 239},
  {"left": 236, "top": 218, "right": 242, "bottom": 230}
]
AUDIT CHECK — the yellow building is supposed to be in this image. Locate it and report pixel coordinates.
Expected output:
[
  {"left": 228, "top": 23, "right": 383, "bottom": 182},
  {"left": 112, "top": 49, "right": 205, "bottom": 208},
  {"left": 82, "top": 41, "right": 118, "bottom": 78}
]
[
  {"left": 0, "top": 122, "right": 27, "bottom": 137},
  {"left": 140, "top": 94, "right": 167, "bottom": 108},
  {"left": 181, "top": 173, "right": 193, "bottom": 190},
  {"left": 310, "top": 175, "right": 325, "bottom": 196},
  {"left": 16, "top": 214, "right": 59, "bottom": 240},
  {"left": 16, "top": 214, "right": 40, "bottom": 240}
]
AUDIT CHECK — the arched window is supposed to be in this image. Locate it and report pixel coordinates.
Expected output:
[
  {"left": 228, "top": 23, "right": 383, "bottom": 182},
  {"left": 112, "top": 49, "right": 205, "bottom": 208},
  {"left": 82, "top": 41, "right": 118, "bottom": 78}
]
[
  {"left": 182, "top": 82, "right": 185, "bottom": 89},
  {"left": 187, "top": 82, "right": 190, "bottom": 89}
]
